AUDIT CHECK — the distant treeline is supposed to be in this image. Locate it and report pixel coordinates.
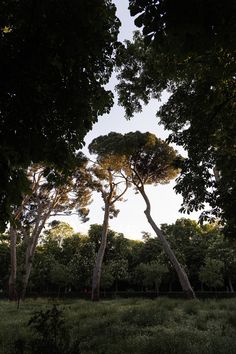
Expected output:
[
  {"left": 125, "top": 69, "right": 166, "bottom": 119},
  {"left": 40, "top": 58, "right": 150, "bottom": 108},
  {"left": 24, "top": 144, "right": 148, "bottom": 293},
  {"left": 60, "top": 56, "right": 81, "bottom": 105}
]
[{"left": 1, "top": 219, "right": 236, "bottom": 297}]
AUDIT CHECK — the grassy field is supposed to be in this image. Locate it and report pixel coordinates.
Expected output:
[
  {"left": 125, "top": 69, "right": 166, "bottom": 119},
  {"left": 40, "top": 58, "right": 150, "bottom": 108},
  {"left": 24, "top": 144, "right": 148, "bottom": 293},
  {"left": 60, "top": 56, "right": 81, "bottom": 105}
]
[{"left": 1, "top": 297, "right": 236, "bottom": 353}]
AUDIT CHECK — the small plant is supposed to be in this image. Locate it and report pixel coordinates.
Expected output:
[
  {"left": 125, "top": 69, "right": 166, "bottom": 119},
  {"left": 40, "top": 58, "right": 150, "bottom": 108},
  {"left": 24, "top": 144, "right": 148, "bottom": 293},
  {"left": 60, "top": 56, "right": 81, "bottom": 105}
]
[{"left": 28, "top": 305, "right": 79, "bottom": 354}]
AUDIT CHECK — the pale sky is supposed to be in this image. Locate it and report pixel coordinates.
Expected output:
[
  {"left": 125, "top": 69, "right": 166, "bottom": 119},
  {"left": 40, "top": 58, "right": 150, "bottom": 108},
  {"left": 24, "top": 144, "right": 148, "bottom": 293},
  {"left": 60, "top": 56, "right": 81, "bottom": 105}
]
[{"left": 56, "top": 0, "right": 200, "bottom": 239}]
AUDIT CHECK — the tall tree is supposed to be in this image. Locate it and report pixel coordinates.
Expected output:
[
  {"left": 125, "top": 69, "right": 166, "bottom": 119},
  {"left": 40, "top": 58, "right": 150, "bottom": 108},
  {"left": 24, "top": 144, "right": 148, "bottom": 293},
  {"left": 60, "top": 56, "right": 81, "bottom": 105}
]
[
  {"left": 0, "top": 0, "right": 120, "bottom": 231},
  {"left": 89, "top": 131, "right": 196, "bottom": 298},
  {"left": 116, "top": 0, "right": 236, "bottom": 236},
  {"left": 9, "top": 156, "right": 91, "bottom": 300},
  {"left": 87, "top": 159, "right": 129, "bottom": 301}
]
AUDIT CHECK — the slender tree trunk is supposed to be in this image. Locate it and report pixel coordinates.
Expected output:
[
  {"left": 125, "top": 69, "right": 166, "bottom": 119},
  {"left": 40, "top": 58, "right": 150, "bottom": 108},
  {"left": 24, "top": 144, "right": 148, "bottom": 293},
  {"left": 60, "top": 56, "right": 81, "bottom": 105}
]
[
  {"left": 155, "top": 282, "right": 160, "bottom": 295},
  {"left": 138, "top": 186, "right": 196, "bottom": 299},
  {"left": 8, "top": 226, "right": 17, "bottom": 301},
  {"left": 21, "top": 232, "right": 40, "bottom": 300},
  {"left": 91, "top": 203, "right": 110, "bottom": 301},
  {"left": 228, "top": 276, "right": 234, "bottom": 293},
  {"left": 21, "top": 256, "right": 34, "bottom": 300},
  {"left": 20, "top": 208, "right": 53, "bottom": 300}
]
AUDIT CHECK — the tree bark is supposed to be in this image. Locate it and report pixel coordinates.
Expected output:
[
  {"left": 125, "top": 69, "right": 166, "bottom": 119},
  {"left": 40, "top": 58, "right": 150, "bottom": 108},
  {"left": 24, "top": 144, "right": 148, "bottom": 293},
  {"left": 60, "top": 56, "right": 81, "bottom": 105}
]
[
  {"left": 228, "top": 276, "right": 234, "bottom": 293},
  {"left": 21, "top": 207, "right": 53, "bottom": 300},
  {"left": 8, "top": 226, "right": 17, "bottom": 301},
  {"left": 21, "top": 220, "right": 47, "bottom": 300},
  {"left": 138, "top": 186, "right": 196, "bottom": 299},
  {"left": 91, "top": 203, "right": 110, "bottom": 301}
]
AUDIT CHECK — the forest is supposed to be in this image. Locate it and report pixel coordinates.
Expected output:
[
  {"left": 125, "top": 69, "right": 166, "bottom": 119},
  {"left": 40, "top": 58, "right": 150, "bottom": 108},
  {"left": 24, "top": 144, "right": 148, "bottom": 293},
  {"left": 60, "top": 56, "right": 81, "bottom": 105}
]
[
  {"left": 0, "top": 0, "right": 236, "bottom": 353},
  {"left": 1, "top": 219, "right": 236, "bottom": 298}
]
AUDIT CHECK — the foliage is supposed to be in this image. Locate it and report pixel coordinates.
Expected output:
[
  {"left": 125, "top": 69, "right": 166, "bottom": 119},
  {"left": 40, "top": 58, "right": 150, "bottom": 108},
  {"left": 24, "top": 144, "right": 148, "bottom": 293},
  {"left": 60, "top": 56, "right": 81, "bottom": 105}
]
[
  {"left": 0, "top": 234, "right": 9, "bottom": 291},
  {"left": 89, "top": 131, "right": 195, "bottom": 298},
  {"left": 1, "top": 299, "right": 236, "bottom": 354},
  {"left": 89, "top": 131, "right": 180, "bottom": 187},
  {"left": 101, "top": 259, "right": 129, "bottom": 291},
  {"left": 68, "top": 241, "right": 96, "bottom": 290},
  {"left": 100, "top": 264, "right": 115, "bottom": 290},
  {"left": 87, "top": 140, "right": 129, "bottom": 301},
  {"left": 199, "top": 258, "right": 225, "bottom": 289},
  {"left": 28, "top": 305, "right": 68, "bottom": 353},
  {"left": 44, "top": 221, "right": 74, "bottom": 247},
  {"left": 2, "top": 218, "right": 236, "bottom": 295},
  {"left": 129, "top": 0, "right": 236, "bottom": 52},
  {"left": 116, "top": 1, "right": 236, "bottom": 235},
  {"left": 50, "top": 262, "right": 70, "bottom": 291},
  {"left": 134, "top": 261, "right": 168, "bottom": 291},
  {"left": 8, "top": 159, "right": 92, "bottom": 299},
  {"left": 11, "top": 305, "right": 80, "bottom": 354},
  {"left": 0, "top": 0, "right": 120, "bottom": 231}
]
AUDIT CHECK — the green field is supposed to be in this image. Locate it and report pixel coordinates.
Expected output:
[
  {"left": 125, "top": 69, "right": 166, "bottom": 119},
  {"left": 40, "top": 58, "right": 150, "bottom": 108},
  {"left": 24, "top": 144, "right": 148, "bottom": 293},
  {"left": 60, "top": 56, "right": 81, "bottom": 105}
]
[{"left": 1, "top": 298, "right": 236, "bottom": 354}]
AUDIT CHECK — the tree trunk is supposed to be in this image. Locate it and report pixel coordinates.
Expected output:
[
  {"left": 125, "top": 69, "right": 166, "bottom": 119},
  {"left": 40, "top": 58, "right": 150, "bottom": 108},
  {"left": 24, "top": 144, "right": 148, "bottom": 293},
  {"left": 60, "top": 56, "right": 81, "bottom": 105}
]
[
  {"left": 8, "top": 226, "right": 17, "bottom": 301},
  {"left": 91, "top": 203, "right": 110, "bottom": 301},
  {"left": 155, "top": 282, "right": 160, "bottom": 296},
  {"left": 20, "top": 235, "right": 40, "bottom": 300},
  {"left": 21, "top": 209, "right": 51, "bottom": 300},
  {"left": 139, "top": 186, "right": 196, "bottom": 299},
  {"left": 201, "top": 282, "right": 204, "bottom": 291},
  {"left": 228, "top": 276, "right": 234, "bottom": 293},
  {"left": 21, "top": 257, "right": 34, "bottom": 300}
]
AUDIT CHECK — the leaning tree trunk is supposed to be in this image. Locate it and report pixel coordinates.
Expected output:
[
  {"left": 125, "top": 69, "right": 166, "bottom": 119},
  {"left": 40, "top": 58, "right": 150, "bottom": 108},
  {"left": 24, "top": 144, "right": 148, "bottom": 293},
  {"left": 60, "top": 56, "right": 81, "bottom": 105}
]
[
  {"left": 8, "top": 226, "right": 17, "bottom": 301},
  {"left": 91, "top": 202, "right": 110, "bottom": 301},
  {"left": 139, "top": 186, "right": 196, "bottom": 299}
]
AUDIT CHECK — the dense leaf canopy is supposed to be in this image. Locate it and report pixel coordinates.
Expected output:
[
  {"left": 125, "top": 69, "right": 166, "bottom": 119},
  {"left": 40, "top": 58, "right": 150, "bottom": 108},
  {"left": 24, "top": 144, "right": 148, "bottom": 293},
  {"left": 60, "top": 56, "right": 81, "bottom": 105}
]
[
  {"left": 0, "top": 0, "right": 120, "bottom": 230},
  {"left": 129, "top": 0, "right": 236, "bottom": 54},
  {"left": 116, "top": 0, "right": 236, "bottom": 235},
  {"left": 89, "top": 131, "right": 179, "bottom": 186}
]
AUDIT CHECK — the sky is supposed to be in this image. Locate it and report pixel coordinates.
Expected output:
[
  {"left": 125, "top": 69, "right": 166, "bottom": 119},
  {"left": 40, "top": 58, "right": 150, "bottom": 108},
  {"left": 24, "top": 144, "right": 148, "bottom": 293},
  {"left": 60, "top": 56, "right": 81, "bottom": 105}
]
[{"left": 56, "top": 0, "right": 200, "bottom": 239}]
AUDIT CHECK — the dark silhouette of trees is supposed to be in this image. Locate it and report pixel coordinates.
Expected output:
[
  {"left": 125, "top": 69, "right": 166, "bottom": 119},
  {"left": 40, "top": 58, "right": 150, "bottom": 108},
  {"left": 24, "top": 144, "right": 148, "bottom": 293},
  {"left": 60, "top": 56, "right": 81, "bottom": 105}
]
[
  {"left": 0, "top": 0, "right": 120, "bottom": 231},
  {"left": 116, "top": 0, "right": 236, "bottom": 236}
]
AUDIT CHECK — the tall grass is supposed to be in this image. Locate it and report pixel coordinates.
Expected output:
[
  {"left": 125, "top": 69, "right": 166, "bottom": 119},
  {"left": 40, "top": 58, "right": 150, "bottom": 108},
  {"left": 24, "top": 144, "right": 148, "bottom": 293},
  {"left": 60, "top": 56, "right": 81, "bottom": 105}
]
[{"left": 1, "top": 298, "right": 236, "bottom": 353}]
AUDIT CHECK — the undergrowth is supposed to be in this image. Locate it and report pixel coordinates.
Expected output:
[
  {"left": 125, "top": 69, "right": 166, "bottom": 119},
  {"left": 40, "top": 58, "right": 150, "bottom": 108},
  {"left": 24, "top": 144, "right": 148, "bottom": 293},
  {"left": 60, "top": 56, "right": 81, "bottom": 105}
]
[{"left": 0, "top": 298, "right": 236, "bottom": 354}]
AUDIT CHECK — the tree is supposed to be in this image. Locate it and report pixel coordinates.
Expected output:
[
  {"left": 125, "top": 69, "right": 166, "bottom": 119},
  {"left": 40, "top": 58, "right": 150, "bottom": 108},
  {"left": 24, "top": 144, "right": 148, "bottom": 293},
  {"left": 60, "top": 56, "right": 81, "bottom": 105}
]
[
  {"left": 100, "top": 264, "right": 115, "bottom": 293},
  {"left": 68, "top": 240, "right": 96, "bottom": 291},
  {"left": 161, "top": 219, "right": 210, "bottom": 287},
  {"left": 204, "top": 233, "right": 236, "bottom": 292},
  {"left": 87, "top": 159, "right": 129, "bottom": 301},
  {"left": 89, "top": 131, "right": 196, "bottom": 298},
  {"left": 50, "top": 261, "right": 70, "bottom": 296},
  {"left": 44, "top": 221, "right": 74, "bottom": 248},
  {"left": 134, "top": 261, "right": 168, "bottom": 293},
  {"left": 0, "top": 0, "right": 120, "bottom": 231},
  {"left": 8, "top": 157, "right": 91, "bottom": 300},
  {"left": 109, "top": 258, "right": 129, "bottom": 293},
  {"left": 0, "top": 233, "right": 9, "bottom": 294},
  {"left": 116, "top": 1, "right": 236, "bottom": 236},
  {"left": 199, "top": 258, "right": 224, "bottom": 290}
]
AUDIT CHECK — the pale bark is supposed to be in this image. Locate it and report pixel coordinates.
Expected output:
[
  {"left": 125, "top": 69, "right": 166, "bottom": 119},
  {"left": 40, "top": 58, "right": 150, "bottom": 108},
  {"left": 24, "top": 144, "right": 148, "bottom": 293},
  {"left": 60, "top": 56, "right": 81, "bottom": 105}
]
[
  {"left": 8, "top": 226, "right": 17, "bottom": 301},
  {"left": 21, "top": 206, "right": 54, "bottom": 300},
  {"left": 91, "top": 171, "right": 129, "bottom": 301},
  {"left": 91, "top": 202, "right": 110, "bottom": 301},
  {"left": 138, "top": 185, "right": 196, "bottom": 299}
]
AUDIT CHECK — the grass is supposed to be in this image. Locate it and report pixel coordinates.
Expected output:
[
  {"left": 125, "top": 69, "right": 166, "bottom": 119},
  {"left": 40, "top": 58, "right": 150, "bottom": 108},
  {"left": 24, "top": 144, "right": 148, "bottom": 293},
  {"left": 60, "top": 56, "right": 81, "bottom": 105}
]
[{"left": 1, "top": 297, "right": 236, "bottom": 353}]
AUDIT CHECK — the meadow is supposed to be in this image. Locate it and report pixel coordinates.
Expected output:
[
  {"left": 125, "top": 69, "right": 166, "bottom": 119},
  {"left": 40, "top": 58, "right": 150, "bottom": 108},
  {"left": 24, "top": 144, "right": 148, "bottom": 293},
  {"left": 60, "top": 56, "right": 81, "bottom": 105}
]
[{"left": 1, "top": 298, "right": 236, "bottom": 354}]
